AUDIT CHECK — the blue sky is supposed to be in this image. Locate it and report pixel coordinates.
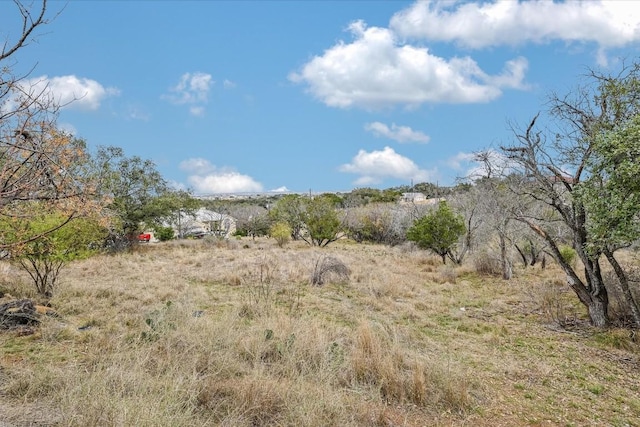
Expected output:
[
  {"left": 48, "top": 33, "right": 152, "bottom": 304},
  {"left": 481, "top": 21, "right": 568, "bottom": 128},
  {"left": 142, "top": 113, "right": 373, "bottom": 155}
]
[{"left": 3, "top": 1, "right": 640, "bottom": 195}]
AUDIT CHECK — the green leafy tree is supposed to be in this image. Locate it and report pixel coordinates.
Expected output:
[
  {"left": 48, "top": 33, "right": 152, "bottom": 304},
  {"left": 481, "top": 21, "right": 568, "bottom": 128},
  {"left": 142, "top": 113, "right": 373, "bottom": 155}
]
[
  {"left": 576, "top": 111, "right": 640, "bottom": 326},
  {"left": 412, "top": 182, "right": 441, "bottom": 198},
  {"left": 406, "top": 201, "right": 466, "bottom": 264},
  {"left": 318, "top": 192, "right": 343, "bottom": 207},
  {"left": 269, "top": 194, "right": 307, "bottom": 240},
  {"left": 580, "top": 113, "right": 640, "bottom": 250},
  {"left": 92, "top": 146, "right": 175, "bottom": 248},
  {"left": 3, "top": 210, "right": 108, "bottom": 297},
  {"left": 302, "top": 196, "right": 342, "bottom": 247},
  {"left": 150, "top": 190, "right": 200, "bottom": 238},
  {"left": 343, "top": 187, "right": 400, "bottom": 207}
]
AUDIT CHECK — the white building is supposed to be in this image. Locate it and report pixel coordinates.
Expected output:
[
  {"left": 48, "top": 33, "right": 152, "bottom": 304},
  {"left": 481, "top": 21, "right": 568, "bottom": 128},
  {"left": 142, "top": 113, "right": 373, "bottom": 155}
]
[
  {"left": 399, "top": 192, "right": 427, "bottom": 204},
  {"left": 178, "top": 208, "right": 236, "bottom": 238}
]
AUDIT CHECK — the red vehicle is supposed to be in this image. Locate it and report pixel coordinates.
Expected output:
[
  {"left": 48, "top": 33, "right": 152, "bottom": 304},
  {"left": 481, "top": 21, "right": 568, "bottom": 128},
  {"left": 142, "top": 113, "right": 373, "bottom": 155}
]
[{"left": 138, "top": 233, "right": 152, "bottom": 243}]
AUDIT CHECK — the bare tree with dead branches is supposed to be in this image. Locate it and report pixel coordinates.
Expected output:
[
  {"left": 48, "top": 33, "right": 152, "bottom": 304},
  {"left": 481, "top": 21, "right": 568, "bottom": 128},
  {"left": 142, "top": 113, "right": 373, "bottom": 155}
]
[
  {"left": 482, "top": 64, "right": 640, "bottom": 327},
  {"left": 0, "top": 1, "right": 107, "bottom": 251}
]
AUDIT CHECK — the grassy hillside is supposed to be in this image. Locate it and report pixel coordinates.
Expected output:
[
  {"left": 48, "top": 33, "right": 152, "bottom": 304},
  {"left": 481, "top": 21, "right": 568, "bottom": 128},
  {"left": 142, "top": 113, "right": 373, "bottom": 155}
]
[{"left": 1, "top": 238, "right": 639, "bottom": 426}]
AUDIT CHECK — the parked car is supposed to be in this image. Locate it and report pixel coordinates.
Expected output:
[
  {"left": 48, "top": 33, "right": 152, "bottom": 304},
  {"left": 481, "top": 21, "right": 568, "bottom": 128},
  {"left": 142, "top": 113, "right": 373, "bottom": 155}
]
[
  {"left": 138, "top": 233, "right": 152, "bottom": 243},
  {"left": 185, "top": 230, "right": 207, "bottom": 239}
]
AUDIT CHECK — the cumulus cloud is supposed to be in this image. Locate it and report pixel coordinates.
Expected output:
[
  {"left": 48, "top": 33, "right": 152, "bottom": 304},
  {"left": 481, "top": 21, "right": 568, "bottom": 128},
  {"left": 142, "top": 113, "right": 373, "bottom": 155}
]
[
  {"left": 390, "top": 0, "right": 640, "bottom": 49},
  {"left": 163, "top": 72, "right": 213, "bottom": 116},
  {"left": 270, "top": 186, "right": 290, "bottom": 193},
  {"left": 339, "top": 146, "right": 433, "bottom": 185},
  {"left": 179, "top": 158, "right": 263, "bottom": 194},
  {"left": 126, "top": 105, "right": 151, "bottom": 121},
  {"left": 289, "top": 20, "right": 528, "bottom": 109},
  {"left": 21, "top": 75, "right": 118, "bottom": 110},
  {"left": 364, "top": 121, "right": 430, "bottom": 143},
  {"left": 446, "top": 152, "right": 477, "bottom": 172}
]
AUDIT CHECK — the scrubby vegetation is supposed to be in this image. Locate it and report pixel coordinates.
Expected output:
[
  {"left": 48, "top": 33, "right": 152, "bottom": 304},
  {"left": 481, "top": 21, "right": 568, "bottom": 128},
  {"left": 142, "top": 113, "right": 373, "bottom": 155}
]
[
  {"left": 1, "top": 239, "right": 640, "bottom": 426},
  {"left": 2, "top": 3, "right": 640, "bottom": 425}
]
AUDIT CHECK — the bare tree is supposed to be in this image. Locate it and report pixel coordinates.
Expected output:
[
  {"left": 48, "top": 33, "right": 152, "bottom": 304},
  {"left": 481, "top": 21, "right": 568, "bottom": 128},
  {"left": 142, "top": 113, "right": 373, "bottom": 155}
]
[
  {"left": 488, "top": 64, "right": 640, "bottom": 327},
  {"left": 0, "top": 1, "right": 104, "bottom": 250},
  {"left": 343, "top": 202, "right": 410, "bottom": 246},
  {"left": 462, "top": 152, "right": 531, "bottom": 280},
  {"left": 2, "top": 1, "right": 51, "bottom": 128},
  {"left": 449, "top": 185, "right": 486, "bottom": 265}
]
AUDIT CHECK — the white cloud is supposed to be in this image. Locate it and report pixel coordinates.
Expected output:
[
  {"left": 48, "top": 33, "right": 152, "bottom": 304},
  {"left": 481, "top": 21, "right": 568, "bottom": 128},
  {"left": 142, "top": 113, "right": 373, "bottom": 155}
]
[
  {"left": 223, "top": 79, "right": 236, "bottom": 89},
  {"left": 179, "top": 158, "right": 263, "bottom": 194},
  {"left": 390, "top": 0, "right": 640, "bottom": 49},
  {"left": 446, "top": 151, "right": 476, "bottom": 172},
  {"left": 364, "top": 121, "right": 430, "bottom": 143},
  {"left": 189, "top": 106, "right": 205, "bottom": 117},
  {"left": 22, "top": 75, "right": 118, "bottom": 110},
  {"left": 339, "top": 146, "right": 433, "bottom": 185},
  {"left": 444, "top": 151, "right": 484, "bottom": 181},
  {"left": 163, "top": 72, "right": 213, "bottom": 116},
  {"left": 180, "top": 158, "right": 215, "bottom": 175},
  {"left": 289, "top": 20, "right": 528, "bottom": 109},
  {"left": 270, "top": 186, "right": 290, "bottom": 193},
  {"left": 126, "top": 106, "right": 150, "bottom": 121}
]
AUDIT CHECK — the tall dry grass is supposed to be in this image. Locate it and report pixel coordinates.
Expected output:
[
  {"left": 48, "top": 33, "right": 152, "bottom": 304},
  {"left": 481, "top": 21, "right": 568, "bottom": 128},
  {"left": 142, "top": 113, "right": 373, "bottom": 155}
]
[{"left": 1, "top": 238, "right": 639, "bottom": 426}]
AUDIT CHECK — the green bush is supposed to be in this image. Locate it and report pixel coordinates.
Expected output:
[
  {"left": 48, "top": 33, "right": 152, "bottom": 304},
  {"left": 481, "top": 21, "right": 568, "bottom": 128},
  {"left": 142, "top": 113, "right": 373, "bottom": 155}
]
[
  {"left": 3, "top": 212, "right": 107, "bottom": 297},
  {"left": 269, "top": 222, "right": 292, "bottom": 247},
  {"left": 558, "top": 245, "right": 577, "bottom": 267},
  {"left": 406, "top": 201, "right": 465, "bottom": 264},
  {"left": 233, "top": 229, "right": 248, "bottom": 237},
  {"left": 154, "top": 226, "right": 175, "bottom": 242},
  {"left": 303, "top": 196, "right": 342, "bottom": 247}
]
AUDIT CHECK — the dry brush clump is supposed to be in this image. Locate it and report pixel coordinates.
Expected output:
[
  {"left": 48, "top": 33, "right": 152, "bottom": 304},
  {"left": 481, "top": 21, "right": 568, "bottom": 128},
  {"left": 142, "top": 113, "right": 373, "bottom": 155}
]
[
  {"left": 345, "top": 320, "right": 471, "bottom": 411},
  {"left": 470, "top": 250, "right": 504, "bottom": 277},
  {"left": 311, "top": 255, "right": 351, "bottom": 286},
  {"left": 524, "top": 277, "right": 581, "bottom": 328}
]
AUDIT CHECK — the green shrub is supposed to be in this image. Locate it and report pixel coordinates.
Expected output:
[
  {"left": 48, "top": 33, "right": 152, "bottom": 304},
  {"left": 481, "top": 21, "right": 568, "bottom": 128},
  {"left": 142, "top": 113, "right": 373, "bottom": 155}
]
[
  {"left": 558, "top": 245, "right": 577, "bottom": 267},
  {"left": 154, "top": 226, "right": 175, "bottom": 242},
  {"left": 269, "top": 222, "right": 292, "bottom": 247},
  {"left": 233, "top": 229, "right": 248, "bottom": 237},
  {"left": 406, "top": 201, "right": 465, "bottom": 264}
]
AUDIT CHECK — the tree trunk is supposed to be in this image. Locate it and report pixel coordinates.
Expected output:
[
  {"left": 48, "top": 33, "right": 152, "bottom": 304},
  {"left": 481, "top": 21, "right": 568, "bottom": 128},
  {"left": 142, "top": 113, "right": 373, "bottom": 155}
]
[
  {"left": 514, "top": 244, "right": 528, "bottom": 267},
  {"left": 499, "top": 234, "right": 512, "bottom": 280},
  {"left": 526, "top": 220, "right": 610, "bottom": 327},
  {"left": 587, "top": 296, "right": 609, "bottom": 328},
  {"left": 604, "top": 249, "right": 640, "bottom": 327},
  {"left": 564, "top": 266, "right": 610, "bottom": 328},
  {"left": 528, "top": 240, "right": 540, "bottom": 267}
]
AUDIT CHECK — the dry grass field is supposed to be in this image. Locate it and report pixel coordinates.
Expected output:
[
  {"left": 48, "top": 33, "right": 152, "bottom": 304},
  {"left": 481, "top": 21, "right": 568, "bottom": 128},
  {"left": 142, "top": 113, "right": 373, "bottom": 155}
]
[{"left": 1, "top": 237, "right": 639, "bottom": 426}]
